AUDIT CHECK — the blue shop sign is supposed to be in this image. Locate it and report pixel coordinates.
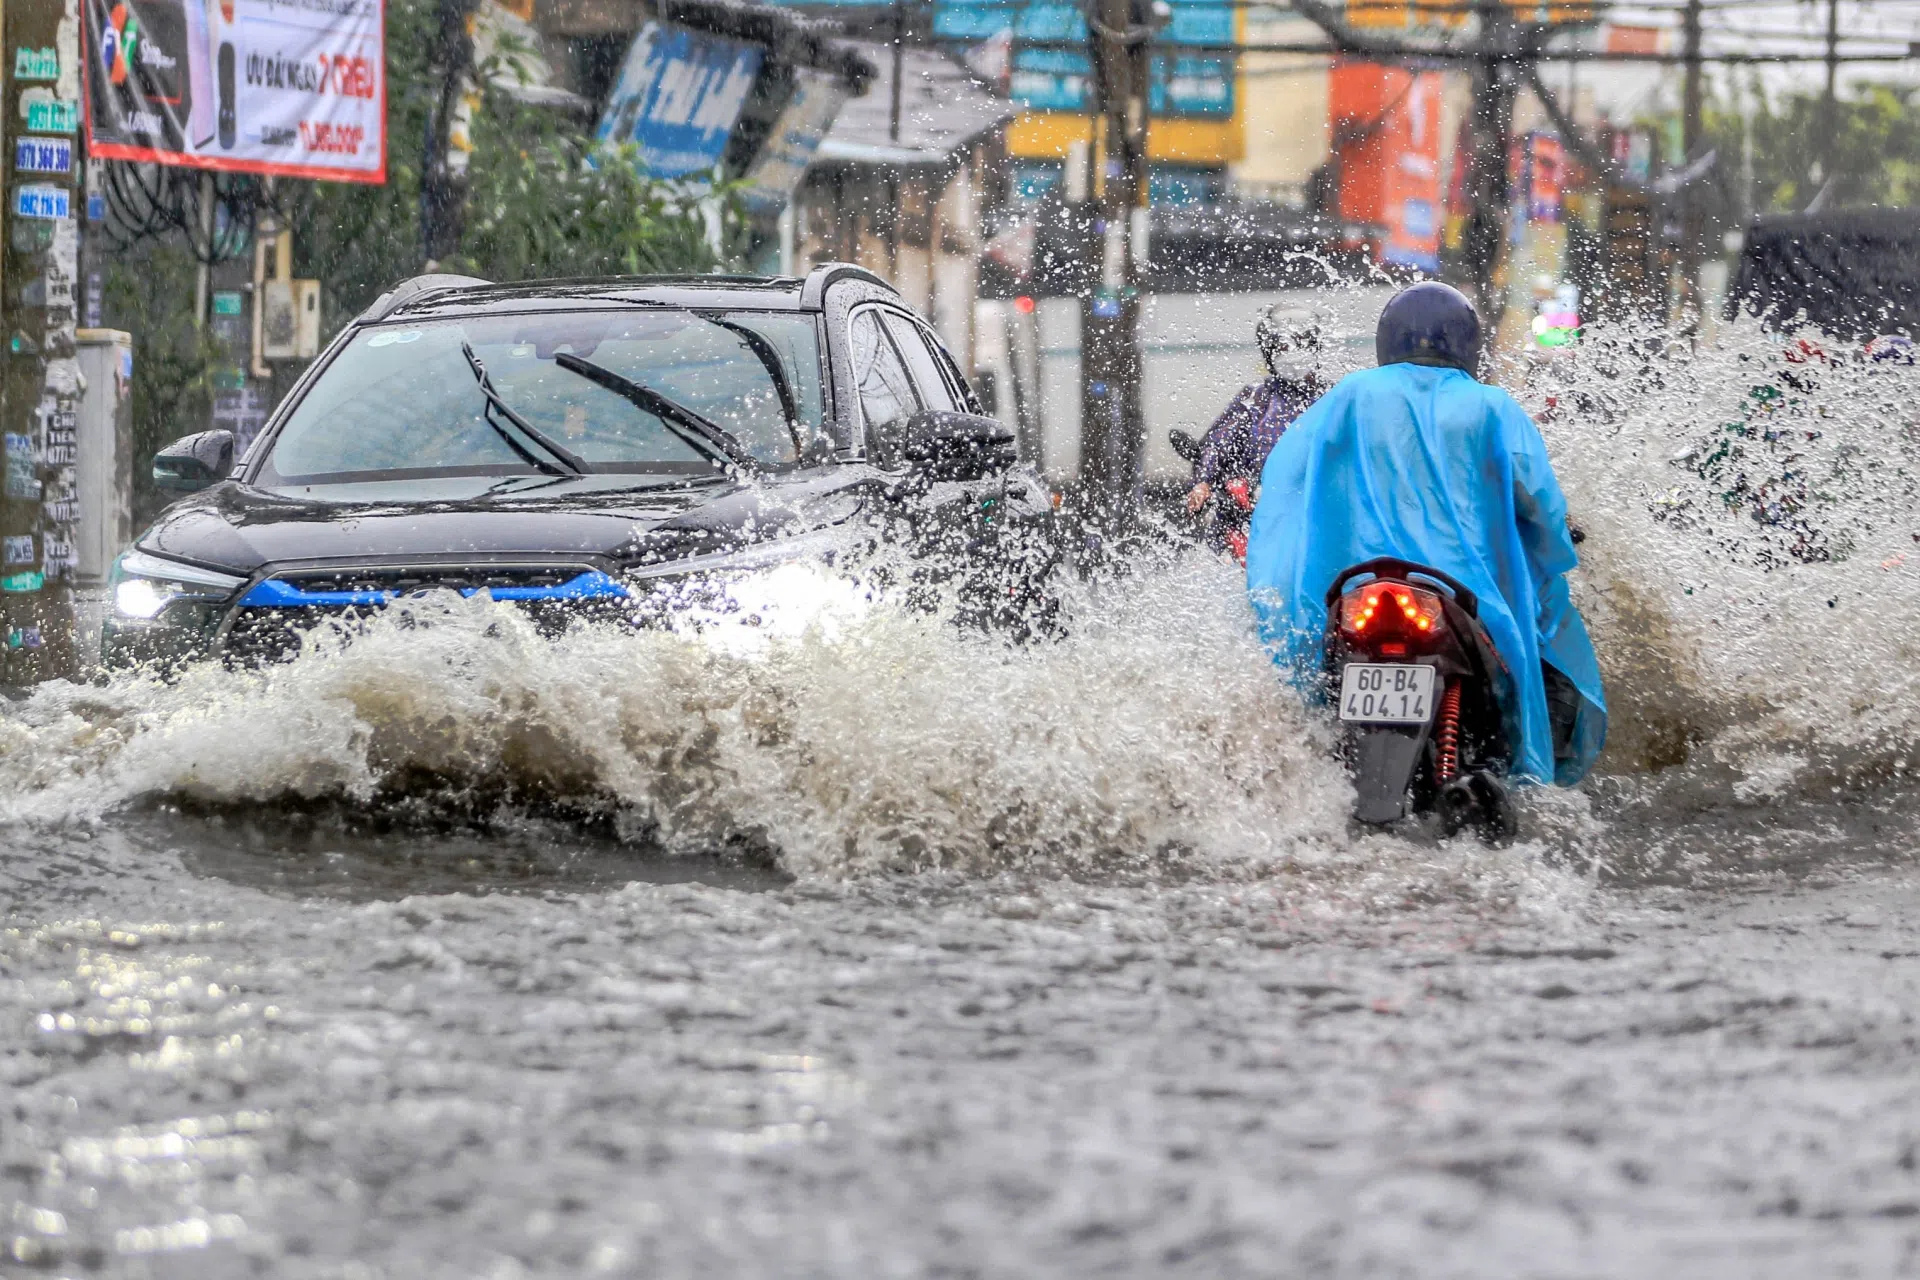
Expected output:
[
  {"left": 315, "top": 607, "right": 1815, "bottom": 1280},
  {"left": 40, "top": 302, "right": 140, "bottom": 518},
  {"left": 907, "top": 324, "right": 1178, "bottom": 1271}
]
[
  {"left": 938, "top": 0, "right": 1234, "bottom": 118},
  {"left": 1007, "top": 48, "right": 1234, "bottom": 117},
  {"left": 934, "top": 0, "right": 1231, "bottom": 44},
  {"left": 596, "top": 22, "right": 764, "bottom": 179}
]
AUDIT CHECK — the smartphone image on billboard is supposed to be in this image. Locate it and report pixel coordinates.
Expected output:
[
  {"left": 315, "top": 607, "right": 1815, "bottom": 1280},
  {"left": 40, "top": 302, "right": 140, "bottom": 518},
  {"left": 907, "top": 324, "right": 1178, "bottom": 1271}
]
[{"left": 185, "top": 0, "right": 215, "bottom": 147}]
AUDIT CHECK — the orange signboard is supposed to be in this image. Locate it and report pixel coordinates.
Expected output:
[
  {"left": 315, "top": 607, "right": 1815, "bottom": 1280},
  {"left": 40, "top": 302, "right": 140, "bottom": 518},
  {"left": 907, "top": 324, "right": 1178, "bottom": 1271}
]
[{"left": 1331, "top": 60, "right": 1443, "bottom": 270}]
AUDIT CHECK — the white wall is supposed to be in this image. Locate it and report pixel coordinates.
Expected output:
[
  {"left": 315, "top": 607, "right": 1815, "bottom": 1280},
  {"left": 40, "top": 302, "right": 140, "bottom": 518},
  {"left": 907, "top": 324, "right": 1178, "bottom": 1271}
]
[{"left": 1023, "top": 286, "right": 1398, "bottom": 483}]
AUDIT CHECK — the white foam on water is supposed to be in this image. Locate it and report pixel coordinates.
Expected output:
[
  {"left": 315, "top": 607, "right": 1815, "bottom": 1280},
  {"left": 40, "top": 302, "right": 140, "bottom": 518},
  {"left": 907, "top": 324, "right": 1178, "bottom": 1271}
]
[{"left": 0, "top": 552, "right": 1593, "bottom": 915}]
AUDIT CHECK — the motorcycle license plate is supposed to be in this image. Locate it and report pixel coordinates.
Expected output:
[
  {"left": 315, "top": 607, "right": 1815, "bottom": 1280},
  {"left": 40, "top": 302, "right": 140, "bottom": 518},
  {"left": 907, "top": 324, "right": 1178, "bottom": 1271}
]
[{"left": 1338, "top": 663, "right": 1435, "bottom": 724}]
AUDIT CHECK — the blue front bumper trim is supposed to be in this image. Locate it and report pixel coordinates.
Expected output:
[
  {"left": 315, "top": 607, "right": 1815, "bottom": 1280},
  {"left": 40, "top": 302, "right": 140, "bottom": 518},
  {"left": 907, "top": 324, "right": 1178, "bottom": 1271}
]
[{"left": 238, "top": 570, "right": 631, "bottom": 608}]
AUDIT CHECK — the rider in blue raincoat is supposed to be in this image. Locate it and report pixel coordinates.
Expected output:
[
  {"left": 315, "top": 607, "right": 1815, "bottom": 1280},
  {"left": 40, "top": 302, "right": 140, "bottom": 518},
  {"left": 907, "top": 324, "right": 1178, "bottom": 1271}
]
[{"left": 1245, "top": 282, "right": 1607, "bottom": 786}]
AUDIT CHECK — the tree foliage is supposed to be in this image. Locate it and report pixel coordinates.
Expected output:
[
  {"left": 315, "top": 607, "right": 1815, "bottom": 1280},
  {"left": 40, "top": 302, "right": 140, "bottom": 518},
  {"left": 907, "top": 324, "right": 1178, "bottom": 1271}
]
[
  {"left": 1708, "top": 78, "right": 1920, "bottom": 215},
  {"left": 284, "top": 0, "right": 723, "bottom": 320},
  {"left": 102, "top": 246, "right": 225, "bottom": 521}
]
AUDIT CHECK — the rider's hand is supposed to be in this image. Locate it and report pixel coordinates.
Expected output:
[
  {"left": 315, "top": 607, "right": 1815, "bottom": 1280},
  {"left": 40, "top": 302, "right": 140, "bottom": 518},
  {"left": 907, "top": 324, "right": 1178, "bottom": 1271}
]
[{"left": 1185, "top": 482, "right": 1212, "bottom": 514}]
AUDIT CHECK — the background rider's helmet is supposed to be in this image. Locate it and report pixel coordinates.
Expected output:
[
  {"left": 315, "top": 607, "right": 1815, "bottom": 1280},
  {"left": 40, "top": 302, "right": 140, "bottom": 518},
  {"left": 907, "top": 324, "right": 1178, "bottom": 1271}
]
[
  {"left": 1375, "top": 281, "right": 1482, "bottom": 375},
  {"left": 1255, "top": 305, "right": 1325, "bottom": 381}
]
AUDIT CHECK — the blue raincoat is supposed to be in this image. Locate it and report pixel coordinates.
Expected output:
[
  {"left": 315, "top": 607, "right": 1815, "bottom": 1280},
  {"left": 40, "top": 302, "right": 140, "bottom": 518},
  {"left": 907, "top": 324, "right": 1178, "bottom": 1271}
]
[{"left": 1245, "top": 363, "right": 1606, "bottom": 785}]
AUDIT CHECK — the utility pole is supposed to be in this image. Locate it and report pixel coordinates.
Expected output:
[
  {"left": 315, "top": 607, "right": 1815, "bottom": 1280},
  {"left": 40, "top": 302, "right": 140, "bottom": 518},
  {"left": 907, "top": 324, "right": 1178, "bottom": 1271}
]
[
  {"left": 1, "top": 0, "right": 84, "bottom": 678},
  {"left": 890, "top": 0, "right": 905, "bottom": 143},
  {"left": 1678, "top": 0, "right": 1703, "bottom": 323},
  {"left": 1078, "top": 0, "right": 1152, "bottom": 520},
  {"left": 421, "top": 0, "right": 479, "bottom": 267},
  {"left": 889, "top": 0, "right": 904, "bottom": 279},
  {"left": 1460, "top": 6, "right": 1519, "bottom": 332},
  {"left": 1815, "top": 0, "right": 1840, "bottom": 191}
]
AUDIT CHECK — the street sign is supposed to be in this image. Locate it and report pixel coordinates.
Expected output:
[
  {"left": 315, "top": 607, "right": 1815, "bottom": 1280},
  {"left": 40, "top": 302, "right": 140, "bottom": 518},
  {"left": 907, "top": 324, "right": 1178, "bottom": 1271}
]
[{"left": 739, "top": 67, "right": 850, "bottom": 213}]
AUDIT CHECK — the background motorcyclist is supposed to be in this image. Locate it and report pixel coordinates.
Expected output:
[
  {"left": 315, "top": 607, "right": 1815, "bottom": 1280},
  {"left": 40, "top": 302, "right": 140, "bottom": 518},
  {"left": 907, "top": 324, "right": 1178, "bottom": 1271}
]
[
  {"left": 1244, "top": 281, "right": 1607, "bottom": 786},
  {"left": 1184, "top": 305, "right": 1331, "bottom": 557}
]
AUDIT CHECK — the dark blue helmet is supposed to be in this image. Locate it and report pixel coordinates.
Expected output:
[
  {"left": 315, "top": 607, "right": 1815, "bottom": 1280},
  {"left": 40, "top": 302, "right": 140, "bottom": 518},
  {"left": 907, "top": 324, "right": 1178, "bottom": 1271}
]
[{"left": 1376, "top": 282, "right": 1482, "bottom": 375}]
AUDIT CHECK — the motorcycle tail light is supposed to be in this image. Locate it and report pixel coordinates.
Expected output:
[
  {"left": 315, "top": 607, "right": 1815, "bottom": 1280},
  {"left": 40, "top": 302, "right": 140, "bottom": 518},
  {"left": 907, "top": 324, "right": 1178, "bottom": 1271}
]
[{"left": 1339, "top": 582, "right": 1447, "bottom": 641}]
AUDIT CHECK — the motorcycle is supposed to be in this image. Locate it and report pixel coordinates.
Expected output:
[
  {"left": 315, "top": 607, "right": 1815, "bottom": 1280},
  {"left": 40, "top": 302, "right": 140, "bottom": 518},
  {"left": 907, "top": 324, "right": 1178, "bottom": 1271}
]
[
  {"left": 1168, "top": 429, "right": 1255, "bottom": 563},
  {"left": 1322, "top": 558, "right": 1518, "bottom": 840}
]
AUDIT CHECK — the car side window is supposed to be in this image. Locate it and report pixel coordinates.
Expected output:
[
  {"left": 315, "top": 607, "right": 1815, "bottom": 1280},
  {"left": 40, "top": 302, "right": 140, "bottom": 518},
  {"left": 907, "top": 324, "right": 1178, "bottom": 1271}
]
[
  {"left": 928, "top": 338, "right": 979, "bottom": 413},
  {"left": 881, "top": 312, "right": 964, "bottom": 413},
  {"left": 850, "top": 309, "right": 919, "bottom": 460}
]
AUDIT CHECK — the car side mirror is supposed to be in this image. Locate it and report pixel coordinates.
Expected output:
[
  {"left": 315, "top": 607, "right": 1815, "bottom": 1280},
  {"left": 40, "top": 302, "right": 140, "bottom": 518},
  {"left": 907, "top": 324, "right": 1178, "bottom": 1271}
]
[
  {"left": 899, "top": 410, "right": 1016, "bottom": 482},
  {"left": 153, "top": 429, "right": 236, "bottom": 493}
]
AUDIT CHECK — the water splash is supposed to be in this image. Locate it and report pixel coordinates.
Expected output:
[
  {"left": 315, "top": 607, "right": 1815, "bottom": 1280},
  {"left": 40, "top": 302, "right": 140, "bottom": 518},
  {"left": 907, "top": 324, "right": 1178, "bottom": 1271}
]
[
  {"left": 0, "top": 555, "right": 1362, "bottom": 877},
  {"left": 0, "top": 316, "right": 1913, "bottom": 888},
  {"left": 1523, "top": 316, "right": 1920, "bottom": 799}
]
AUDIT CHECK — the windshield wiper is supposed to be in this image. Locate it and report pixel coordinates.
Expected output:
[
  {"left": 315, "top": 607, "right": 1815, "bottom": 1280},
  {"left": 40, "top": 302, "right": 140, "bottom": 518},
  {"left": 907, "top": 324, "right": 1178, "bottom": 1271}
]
[
  {"left": 460, "top": 341, "right": 591, "bottom": 476},
  {"left": 551, "top": 352, "right": 757, "bottom": 473}
]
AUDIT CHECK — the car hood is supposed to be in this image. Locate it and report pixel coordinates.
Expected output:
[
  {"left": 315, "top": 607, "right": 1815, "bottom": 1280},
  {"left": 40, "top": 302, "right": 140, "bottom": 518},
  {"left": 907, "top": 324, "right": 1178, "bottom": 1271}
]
[{"left": 135, "top": 470, "right": 872, "bottom": 574}]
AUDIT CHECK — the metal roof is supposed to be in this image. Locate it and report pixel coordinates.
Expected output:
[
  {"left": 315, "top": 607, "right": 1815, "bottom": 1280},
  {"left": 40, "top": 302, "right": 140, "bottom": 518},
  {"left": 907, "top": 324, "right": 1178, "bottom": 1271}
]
[
  {"left": 815, "top": 41, "right": 1015, "bottom": 167},
  {"left": 654, "top": 0, "right": 875, "bottom": 88}
]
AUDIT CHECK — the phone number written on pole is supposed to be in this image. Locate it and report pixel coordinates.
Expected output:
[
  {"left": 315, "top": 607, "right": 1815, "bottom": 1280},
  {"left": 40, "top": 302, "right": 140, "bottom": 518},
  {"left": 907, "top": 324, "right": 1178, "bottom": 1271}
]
[
  {"left": 13, "top": 138, "right": 72, "bottom": 175},
  {"left": 12, "top": 185, "right": 71, "bottom": 219}
]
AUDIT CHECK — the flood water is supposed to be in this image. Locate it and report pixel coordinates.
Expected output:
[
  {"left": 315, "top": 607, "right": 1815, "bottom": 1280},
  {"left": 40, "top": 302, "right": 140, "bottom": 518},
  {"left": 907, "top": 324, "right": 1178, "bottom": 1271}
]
[{"left": 5, "top": 315, "right": 1920, "bottom": 1277}]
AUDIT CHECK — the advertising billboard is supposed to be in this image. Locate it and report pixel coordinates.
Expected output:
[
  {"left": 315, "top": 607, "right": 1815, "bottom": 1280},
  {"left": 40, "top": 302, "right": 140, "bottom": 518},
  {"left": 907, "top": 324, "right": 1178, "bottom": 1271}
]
[
  {"left": 83, "top": 0, "right": 386, "bottom": 183},
  {"left": 1330, "top": 62, "right": 1442, "bottom": 271},
  {"left": 595, "top": 22, "right": 763, "bottom": 180}
]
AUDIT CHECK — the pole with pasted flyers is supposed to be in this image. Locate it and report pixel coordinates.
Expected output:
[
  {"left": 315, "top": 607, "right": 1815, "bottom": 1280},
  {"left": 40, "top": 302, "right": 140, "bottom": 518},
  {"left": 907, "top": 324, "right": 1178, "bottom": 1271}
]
[{"left": 2, "top": 0, "right": 85, "bottom": 680}]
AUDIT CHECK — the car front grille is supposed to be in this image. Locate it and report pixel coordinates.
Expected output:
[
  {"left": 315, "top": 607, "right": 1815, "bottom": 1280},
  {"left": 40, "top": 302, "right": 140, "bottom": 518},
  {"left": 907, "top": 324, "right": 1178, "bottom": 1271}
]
[
  {"left": 218, "top": 564, "right": 625, "bottom": 664},
  {"left": 282, "top": 566, "right": 588, "bottom": 596}
]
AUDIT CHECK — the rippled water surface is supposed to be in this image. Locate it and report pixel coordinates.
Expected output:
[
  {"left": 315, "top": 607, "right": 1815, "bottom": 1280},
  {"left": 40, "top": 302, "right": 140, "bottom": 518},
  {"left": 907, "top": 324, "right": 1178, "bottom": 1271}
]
[{"left": 6, "top": 318, "right": 1920, "bottom": 1277}]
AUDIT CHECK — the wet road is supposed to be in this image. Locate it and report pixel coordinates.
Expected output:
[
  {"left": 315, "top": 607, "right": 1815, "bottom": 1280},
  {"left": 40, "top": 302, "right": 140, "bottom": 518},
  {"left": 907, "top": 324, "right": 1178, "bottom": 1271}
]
[
  {"left": 6, "top": 319, "right": 1920, "bottom": 1276},
  {"left": 7, "top": 799, "right": 1920, "bottom": 1279}
]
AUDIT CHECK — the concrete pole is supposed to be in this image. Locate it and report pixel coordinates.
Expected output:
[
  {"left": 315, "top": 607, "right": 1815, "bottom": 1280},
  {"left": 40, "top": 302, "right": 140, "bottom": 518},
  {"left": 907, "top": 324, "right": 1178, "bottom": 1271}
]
[
  {"left": 1078, "top": 0, "right": 1149, "bottom": 520},
  {"left": 1678, "top": 0, "right": 1703, "bottom": 326},
  {"left": 1815, "top": 0, "right": 1839, "bottom": 190}
]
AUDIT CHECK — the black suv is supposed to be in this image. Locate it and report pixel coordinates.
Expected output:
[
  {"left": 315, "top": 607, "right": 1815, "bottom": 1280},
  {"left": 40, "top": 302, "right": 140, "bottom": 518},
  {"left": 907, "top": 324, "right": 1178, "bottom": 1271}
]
[{"left": 105, "top": 264, "right": 1050, "bottom": 666}]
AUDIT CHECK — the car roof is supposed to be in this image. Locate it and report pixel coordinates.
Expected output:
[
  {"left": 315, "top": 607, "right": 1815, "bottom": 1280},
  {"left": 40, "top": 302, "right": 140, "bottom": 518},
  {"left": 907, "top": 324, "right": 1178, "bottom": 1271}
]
[{"left": 370, "top": 265, "right": 895, "bottom": 322}]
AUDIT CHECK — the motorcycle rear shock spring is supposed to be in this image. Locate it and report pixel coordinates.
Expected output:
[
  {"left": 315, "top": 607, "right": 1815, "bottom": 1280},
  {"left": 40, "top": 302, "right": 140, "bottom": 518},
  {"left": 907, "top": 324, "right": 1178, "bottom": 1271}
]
[{"left": 1435, "top": 681, "right": 1463, "bottom": 783}]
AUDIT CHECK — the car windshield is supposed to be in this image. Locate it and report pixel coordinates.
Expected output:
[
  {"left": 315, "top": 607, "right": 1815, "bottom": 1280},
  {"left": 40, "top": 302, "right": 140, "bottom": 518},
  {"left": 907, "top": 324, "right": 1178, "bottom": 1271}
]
[{"left": 260, "top": 307, "right": 823, "bottom": 484}]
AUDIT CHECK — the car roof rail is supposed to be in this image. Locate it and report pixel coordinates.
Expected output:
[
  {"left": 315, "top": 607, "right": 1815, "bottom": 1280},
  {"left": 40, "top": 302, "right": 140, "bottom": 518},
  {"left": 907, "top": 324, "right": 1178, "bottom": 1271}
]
[
  {"left": 800, "top": 262, "right": 895, "bottom": 309},
  {"left": 358, "top": 272, "right": 493, "bottom": 323}
]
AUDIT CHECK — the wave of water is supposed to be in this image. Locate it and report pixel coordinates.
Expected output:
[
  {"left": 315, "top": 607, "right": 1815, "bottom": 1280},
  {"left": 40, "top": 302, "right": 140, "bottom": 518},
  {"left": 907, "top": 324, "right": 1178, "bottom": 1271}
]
[
  {"left": 0, "top": 315, "right": 1913, "bottom": 888},
  {"left": 1521, "top": 316, "right": 1920, "bottom": 803}
]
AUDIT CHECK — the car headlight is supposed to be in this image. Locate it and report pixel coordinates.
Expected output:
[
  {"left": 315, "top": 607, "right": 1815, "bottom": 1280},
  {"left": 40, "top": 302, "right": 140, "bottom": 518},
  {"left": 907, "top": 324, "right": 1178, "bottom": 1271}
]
[
  {"left": 623, "top": 530, "right": 873, "bottom": 648},
  {"left": 109, "top": 550, "right": 246, "bottom": 622}
]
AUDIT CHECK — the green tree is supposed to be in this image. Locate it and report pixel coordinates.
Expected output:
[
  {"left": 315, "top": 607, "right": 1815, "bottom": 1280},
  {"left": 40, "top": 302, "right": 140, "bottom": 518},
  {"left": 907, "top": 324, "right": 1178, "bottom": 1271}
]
[
  {"left": 1708, "top": 77, "right": 1920, "bottom": 215},
  {"left": 102, "top": 246, "right": 225, "bottom": 522},
  {"left": 285, "top": 0, "right": 723, "bottom": 320}
]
